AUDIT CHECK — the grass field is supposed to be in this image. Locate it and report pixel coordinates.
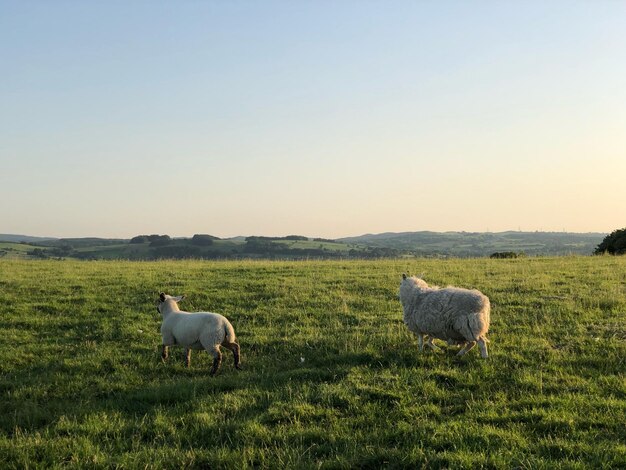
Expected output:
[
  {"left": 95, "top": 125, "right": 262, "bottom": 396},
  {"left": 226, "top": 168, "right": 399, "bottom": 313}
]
[{"left": 1, "top": 257, "right": 625, "bottom": 468}]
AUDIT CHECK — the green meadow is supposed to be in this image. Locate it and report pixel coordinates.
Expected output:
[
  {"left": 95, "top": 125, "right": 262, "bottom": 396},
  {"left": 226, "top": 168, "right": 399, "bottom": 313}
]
[{"left": 1, "top": 257, "right": 624, "bottom": 468}]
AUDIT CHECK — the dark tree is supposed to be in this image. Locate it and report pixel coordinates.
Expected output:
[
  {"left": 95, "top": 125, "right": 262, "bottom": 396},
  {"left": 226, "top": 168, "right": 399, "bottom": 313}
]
[
  {"left": 595, "top": 228, "right": 626, "bottom": 255},
  {"left": 244, "top": 238, "right": 280, "bottom": 254},
  {"left": 50, "top": 245, "right": 73, "bottom": 257},
  {"left": 149, "top": 235, "right": 172, "bottom": 247},
  {"left": 191, "top": 234, "right": 216, "bottom": 246}
]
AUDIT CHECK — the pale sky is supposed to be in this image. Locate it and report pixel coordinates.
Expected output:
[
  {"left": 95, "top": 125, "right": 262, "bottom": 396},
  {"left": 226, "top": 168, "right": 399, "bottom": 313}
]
[{"left": 1, "top": 1, "right": 625, "bottom": 239}]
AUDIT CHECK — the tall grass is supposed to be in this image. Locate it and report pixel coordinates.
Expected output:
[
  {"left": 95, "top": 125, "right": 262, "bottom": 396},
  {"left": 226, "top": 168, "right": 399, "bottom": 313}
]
[{"left": 1, "top": 257, "right": 624, "bottom": 468}]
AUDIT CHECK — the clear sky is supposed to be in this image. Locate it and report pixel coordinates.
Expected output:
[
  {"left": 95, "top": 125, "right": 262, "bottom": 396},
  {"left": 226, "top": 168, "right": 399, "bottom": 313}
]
[{"left": 1, "top": 1, "right": 625, "bottom": 239}]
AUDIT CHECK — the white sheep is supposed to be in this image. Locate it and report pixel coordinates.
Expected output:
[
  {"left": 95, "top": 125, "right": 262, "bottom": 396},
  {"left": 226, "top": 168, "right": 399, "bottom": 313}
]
[
  {"left": 157, "top": 293, "right": 242, "bottom": 375},
  {"left": 399, "top": 274, "right": 490, "bottom": 358}
]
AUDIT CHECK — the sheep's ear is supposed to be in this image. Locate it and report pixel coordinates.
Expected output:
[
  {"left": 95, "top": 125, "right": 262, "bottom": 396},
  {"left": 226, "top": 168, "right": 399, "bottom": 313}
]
[
  {"left": 173, "top": 295, "right": 185, "bottom": 302},
  {"left": 402, "top": 273, "right": 407, "bottom": 280},
  {"left": 159, "top": 293, "right": 166, "bottom": 302}
]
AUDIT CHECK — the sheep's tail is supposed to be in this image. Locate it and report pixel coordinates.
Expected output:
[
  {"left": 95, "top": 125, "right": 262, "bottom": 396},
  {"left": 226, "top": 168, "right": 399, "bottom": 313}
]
[
  {"left": 468, "top": 296, "right": 490, "bottom": 342},
  {"left": 224, "top": 320, "right": 237, "bottom": 344}
]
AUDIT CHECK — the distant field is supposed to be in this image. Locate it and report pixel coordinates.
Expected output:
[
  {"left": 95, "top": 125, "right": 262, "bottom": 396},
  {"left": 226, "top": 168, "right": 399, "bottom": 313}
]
[
  {"left": 273, "top": 239, "right": 354, "bottom": 252},
  {"left": 0, "top": 242, "right": 38, "bottom": 259},
  {"left": 1, "top": 257, "right": 625, "bottom": 468}
]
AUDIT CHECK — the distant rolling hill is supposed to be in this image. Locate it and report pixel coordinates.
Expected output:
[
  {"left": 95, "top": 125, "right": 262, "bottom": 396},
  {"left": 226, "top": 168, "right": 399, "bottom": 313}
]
[
  {"left": 0, "top": 234, "right": 377, "bottom": 260},
  {"left": 0, "top": 231, "right": 608, "bottom": 259},
  {"left": 339, "top": 231, "right": 606, "bottom": 257},
  {"left": 0, "top": 234, "right": 58, "bottom": 243}
]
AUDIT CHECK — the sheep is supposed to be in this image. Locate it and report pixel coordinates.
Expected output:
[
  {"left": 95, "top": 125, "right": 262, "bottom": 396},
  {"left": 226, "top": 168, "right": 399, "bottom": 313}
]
[
  {"left": 399, "top": 274, "right": 490, "bottom": 358},
  {"left": 157, "top": 293, "right": 242, "bottom": 375}
]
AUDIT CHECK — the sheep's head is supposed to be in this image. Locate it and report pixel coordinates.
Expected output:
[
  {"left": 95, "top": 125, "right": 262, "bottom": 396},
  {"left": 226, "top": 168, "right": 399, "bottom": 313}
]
[
  {"left": 399, "top": 274, "right": 429, "bottom": 302},
  {"left": 156, "top": 292, "right": 185, "bottom": 315},
  {"left": 401, "top": 273, "right": 427, "bottom": 286},
  {"left": 399, "top": 274, "right": 411, "bottom": 301}
]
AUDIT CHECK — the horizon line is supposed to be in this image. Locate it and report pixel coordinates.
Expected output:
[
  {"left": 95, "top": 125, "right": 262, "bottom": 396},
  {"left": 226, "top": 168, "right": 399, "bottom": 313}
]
[{"left": 1, "top": 228, "right": 610, "bottom": 242}]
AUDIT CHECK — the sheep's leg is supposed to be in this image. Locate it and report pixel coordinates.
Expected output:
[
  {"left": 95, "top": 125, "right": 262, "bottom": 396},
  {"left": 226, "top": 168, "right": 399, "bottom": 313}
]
[
  {"left": 426, "top": 337, "right": 441, "bottom": 352},
  {"left": 223, "top": 341, "right": 242, "bottom": 370},
  {"left": 477, "top": 337, "right": 489, "bottom": 358},
  {"left": 457, "top": 341, "right": 476, "bottom": 356},
  {"left": 208, "top": 347, "right": 223, "bottom": 376},
  {"left": 161, "top": 345, "right": 169, "bottom": 362},
  {"left": 184, "top": 348, "right": 191, "bottom": 368},
  {"left": 417, "top": 334, "right": 425, "bottom": 351}
]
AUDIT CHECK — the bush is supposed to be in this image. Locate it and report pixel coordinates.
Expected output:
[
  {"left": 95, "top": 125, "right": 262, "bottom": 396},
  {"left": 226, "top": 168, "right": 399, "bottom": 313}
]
[
  {"left": 490, "top": 252, "right": 522, "bottom": 259},
  {"left": 28, "top": 248, "right": 48, "bottom": 259},
  {"left": 594, "top": 228, "right": 626, "bottom": 255}
]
